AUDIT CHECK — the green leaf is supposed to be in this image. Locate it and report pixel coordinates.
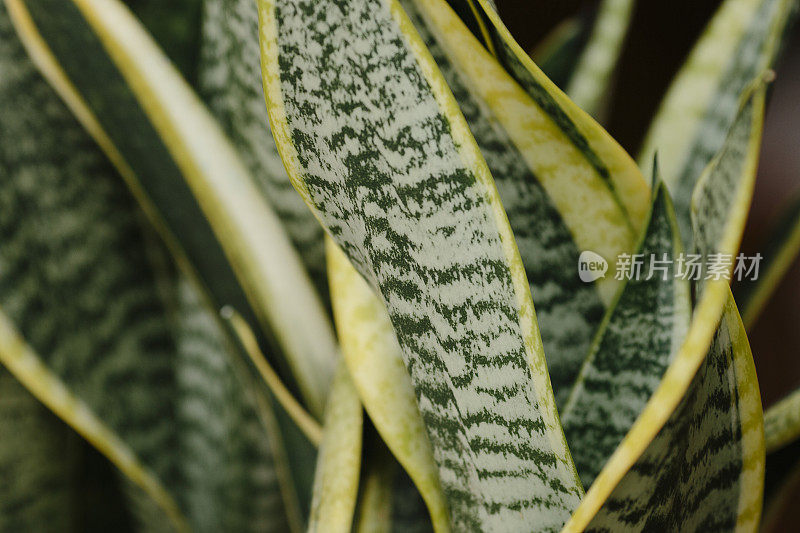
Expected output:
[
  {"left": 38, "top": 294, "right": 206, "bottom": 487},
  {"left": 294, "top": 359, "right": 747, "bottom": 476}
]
[
  {"left": 564, "top": 80, "right": 768, "bottom": 532},
  {"left": 532, "top": 15, "right": 591, "bottom": 88},
  {"left": 449, "top": 0, "right": 651, "bottom": 236},
  {"left": 0, "top": 369, "right": 79, "bottom": 531},
  {"left": 327, "top": 239, "right": 448, "bottom": 531},
  {"left": 173, "top": 280, "right": 300, "bottom": 533},
  {"left": 197, "top": 0, "right": 328, "bottom": 299},
  {"left": 561, "top": 180, "right": 691, "bottom": 487},
  {"left": 259, "top": 0, "right": 584, "bottom": 528},
  {"left": 735, "top": 191, "right": 800, "bottom": 328},
  {"left": 764, "top": 387, "right": 800, "bottom": 453},
  {"left": 638, "top": 0, "right": 797, "bottom": 246},
  {"left": 406, "top": 0, "right": 646, "bottom": 406},
  {"left": 0, "top": 6, "right": 185, "bottom": 525},
  {"left": 565, "top": 0, "right": 636, "bottom": 119},
  {"left": 307, "top": 362, "right": 363, "bottom": 533},
  {"left": 7, "top": 0, "right": 337, "bottom": 418}
]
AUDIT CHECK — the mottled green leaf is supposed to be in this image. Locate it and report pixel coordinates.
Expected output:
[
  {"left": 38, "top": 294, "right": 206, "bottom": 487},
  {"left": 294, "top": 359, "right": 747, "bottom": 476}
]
[
  {"left": 0, "top": 369, "right": 79, "bottom": 531},
  {"left": 307, "top": 363, "right": 363, "bottom": 533},
  {"left": 327, "top": 239, "right": 448, "bottom": 531},
  {"left": 452, "top": 0, "right": 651, "bottom": 236},
  {"left": 764, "top": 386, "right": 800, "bottom": 453},
  {"left": 197, "top": 0, "right": 327, "bottom": 298},
  {"left": 564, "top": 81, "right": 768, "bottom": 532},
  {"left": 259, "top": 0, "right": 584, "bottom": 529},
  {"left": 406, "top": 0, "right": 645, "bottom": 406},
  {"left": 7, "top": 0, "right": 337, "bottom": 418},
  {"left": 0, "top": 6, "right": 185, "bottom": 525},
  {"left": 561, "top": 181, "right": 691, "bottom": 487},
  {"left": 639, "top": 0, "right": 797, "bottom": 246}
]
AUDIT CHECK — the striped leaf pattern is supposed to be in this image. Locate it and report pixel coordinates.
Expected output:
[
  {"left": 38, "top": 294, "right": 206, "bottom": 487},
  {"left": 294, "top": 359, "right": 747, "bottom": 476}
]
[
  {"left": 327, "top": 239, "right": 448, "bottom": 531},
  {"left": 8, "top": 0, "right": 337, "bottom": 417},
  {"left": 0, "top": 369, "right": 78, "bottom": 531},
  {"left": 453, "top": 0, "right": 651, "bottom": 236},
  {"left": 174, "top": 280, "right": 292, "bottom": 533},
  {"left": 406, "top": 0, "right": 634, "bottom": 404},
  {"left": 565, "top": 79, "right": 768, "bottom": 532},
  {"left": 561, "top": 181, "right": 690, "bottom": 487},
  {"left": 639, "top": 0, "right": 797, "bottom": 245},
  {"left": 197, "top": 0, "right": 327, "bottom": 297},
  {"left": 259, "top": 0, "right": 584, "bottom": 529},
  {"left": 0, "top": 4, "right": 182, "bottom": 525},
  {"left": 581, "top": 300, "right": 760, "bottom": 532}
]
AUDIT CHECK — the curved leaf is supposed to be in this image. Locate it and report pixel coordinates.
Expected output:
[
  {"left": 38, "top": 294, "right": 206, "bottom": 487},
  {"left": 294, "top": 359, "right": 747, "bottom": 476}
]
[
  {"left": 561, "top": 181, "right": 691, "bottom": 487},
  {"left": 197, "top": 0, "right": 327, "bottom": 297},
  {"left": 565, "top": 0, "right": 636, "bottom": 119},
  {"left": 764, "top": 387, "right": 800, "bottom": 453},
  {"left": 406, "top": 0, "right": 638, "bottom": 405},
  {"left": 327, "top": 239, "right": 448, "bottom": 532},
  {"left": 564, "top": 81, "right": 768, "bottom": 531},
  {"left": 6, "top": 0, "right": 337, "bottom": 418},
  {"left": 307, "top": 363, "right": 363, "bottom": 533},
  {"left": 455, "top": 0, "right": 651, "bottom": 235},
  {"left": 638, "top": 0, "right": 797, "bottom": 246},
  {"left": 259, "top": 0, "right": 583, "bottom": 528}
]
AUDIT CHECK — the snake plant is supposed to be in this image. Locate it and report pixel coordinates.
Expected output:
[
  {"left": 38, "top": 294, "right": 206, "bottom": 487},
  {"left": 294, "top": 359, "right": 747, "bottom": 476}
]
[{"left": 1, "top": 0, "right": 799, "bottom": 531}]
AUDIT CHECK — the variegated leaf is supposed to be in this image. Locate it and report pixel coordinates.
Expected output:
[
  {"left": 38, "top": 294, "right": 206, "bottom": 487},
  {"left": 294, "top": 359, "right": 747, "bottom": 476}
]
[
  {"left": 0, "top": 5, "right": 184, "bottom": 525},
  {"left": 327, "top": 238, "right": 448, "bottom": 531},
  {"left": 561, "top": 180, "right": 691, "bottom": 487},
  {"left": 174, "top": 280, "right": 298, "bottom": 533},
  {"left": 532, "top": 15, "right": 592, "bottom": 89},
  {"left": 406, "top": 0, "right": 644, "bottom": 405},
  {"left": 259, "top": 0, "right": 584, "bottom": 529},
  {"left": 638, "top": 0, "right": 797, "bottom": 246},
  {"left": 564, "top": 81, "right": 768, "bottom": 532},
  {"left": 6, "top": 0, "right": 337, "bottom": 418},
  {"left": 565, "top": 0, "right": 635, "bottom": 119},
  {"left": 450, "top": 0, "right": 651, "bottom": 236},
  {"left": 307, "top": 362, "right": 363, "bottom": 533},
  {"left": 0, "top": 369, "right": 78, "bottom": 531},
  {"left": 197, "top": 0, "right": 327, "bottom": 298}
]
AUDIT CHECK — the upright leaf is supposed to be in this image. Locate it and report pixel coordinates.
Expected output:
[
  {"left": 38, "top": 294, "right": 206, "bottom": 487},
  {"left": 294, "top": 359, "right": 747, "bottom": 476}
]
[
  {"left": 565, "top": 0, "right": 636, "bottom": 119},
  {"left": 307, "top": 363, "right": 363, "bottom": 533},
  {"left": 327, "top": 239, "right": 448, "bottom": 531},
  {"left": 452, "top": 0, "right": 651, "bottom": 234},
  {"left": 638, "top": 0, "right": 797, "bottom": 245},
  {"left": 6, "top": 0, "right": 337, "bottom": 418},
  {"left": 564, "top": 82, "right": 768, "bottom": 532},
  {"left": 561, "top": 181, "right": 691, "bottom": 487},
  {"left": 0, "top": 369, "right": 79, "bottom": 531},
  {"left": 198, "top": 0, "right": 327, "bottom": 297},
  {"left": 259, "top": 0, "right": 584, "bottom": 529},
  {"left": 406, "top": 0, "right": 641, "bottom": 405},
  {"left": 0, "top": 5, "right": 184, "bottom": 525}
]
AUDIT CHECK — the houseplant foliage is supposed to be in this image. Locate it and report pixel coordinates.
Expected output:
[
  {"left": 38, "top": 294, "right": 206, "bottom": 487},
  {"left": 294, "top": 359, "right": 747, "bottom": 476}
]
[{"left": 0, "top": 0, "right": 799, "bottom": 531}]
